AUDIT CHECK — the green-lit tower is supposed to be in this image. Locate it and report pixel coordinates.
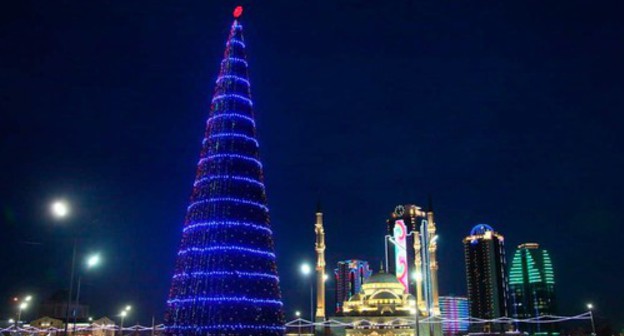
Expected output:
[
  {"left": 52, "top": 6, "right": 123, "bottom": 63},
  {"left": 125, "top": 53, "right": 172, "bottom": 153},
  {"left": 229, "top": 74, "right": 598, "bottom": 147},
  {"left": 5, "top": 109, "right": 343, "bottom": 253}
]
[{"left": 509, "top": 243, "right": 557, "bottom": 335}]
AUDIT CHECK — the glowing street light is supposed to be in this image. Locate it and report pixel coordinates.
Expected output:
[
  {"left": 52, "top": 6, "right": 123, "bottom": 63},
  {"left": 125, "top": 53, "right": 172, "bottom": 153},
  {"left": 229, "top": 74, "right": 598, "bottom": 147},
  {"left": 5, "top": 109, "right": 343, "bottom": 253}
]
[
  {"left": 74, "top": 253, "right": 103, "bottom": 330},
  {"left": 300, "top": 263, "right": 313, "bottom": 323},
  {"left": 87, "top": 254, "right": 101, "bottom": 268},
  {"left": 295, "top": 311, "right": 302, "bottom": 336},
  {"left": 587, "top": 303, "right": 596, "bottom": 336},
  {"left": 14, "top": 295, "right": 32, "bottom": 329},
  {"left": 50, "top": 199, "right": 77, "bottom": 336},
  {"left": 118, "top": 305, "right": 131, "bottom": 336},
  {"left": 51, "top": 200, "right": 70, "bottom": 218}
]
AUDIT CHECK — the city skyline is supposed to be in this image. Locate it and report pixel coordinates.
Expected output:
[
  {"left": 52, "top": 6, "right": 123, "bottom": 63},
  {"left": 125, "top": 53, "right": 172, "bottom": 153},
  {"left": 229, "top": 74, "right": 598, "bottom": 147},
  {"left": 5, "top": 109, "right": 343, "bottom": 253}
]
[{"left": 1, "top": 1, "right": 622, "bottom": 333}]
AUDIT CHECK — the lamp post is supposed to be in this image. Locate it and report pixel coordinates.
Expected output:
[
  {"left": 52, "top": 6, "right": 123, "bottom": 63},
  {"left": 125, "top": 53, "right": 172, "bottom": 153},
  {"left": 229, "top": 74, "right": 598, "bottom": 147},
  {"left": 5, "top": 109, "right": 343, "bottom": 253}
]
[
  {"left": 73, "top": 253, "right": 102, "bottom": 332},
  {"left": 587, "top": 303, "right": 596, "bottom": 336},
  {"left": 51, "top": 200, "right": 76, "bottom": 336},
  {"left": 118, "top": 306, "right": 131, "bottom": 336},
  {"left": 300, "top": 263, "right": 313, "bottom": 323},
  {"left": 13, "top": 295, "right": 32, "bottom": 330},
  {"left": 295, "top": 311, "right": 301, "bottom": 336},
  {"left": 412, "top": 272, "right": 422, "bottom": 336}
]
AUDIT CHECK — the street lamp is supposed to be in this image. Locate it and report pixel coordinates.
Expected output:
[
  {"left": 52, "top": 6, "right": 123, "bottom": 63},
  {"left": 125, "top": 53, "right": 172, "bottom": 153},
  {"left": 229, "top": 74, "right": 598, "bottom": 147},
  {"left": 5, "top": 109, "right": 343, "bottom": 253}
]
[
  {"left": 119, "top": 306, "right": 131, "bottom": 336},
  {"left": 73, "top": 253, "right": 102, "bottom": 331},
  {"left": 51, "top": 199, "right": 77, "bottom": 336},
  {"left": 411, "top": 272, "right": 421, "bottom": 336},
  {"left": 51, "top": 200, "right": 70, "bottom": 218},
  {"left": 13, "top": 295, "right": 33, "bottom": 330},
  {"left": 295, "top": 311, "right": 302, "bottom": 336},
  {"left": 300, "top": 263, "right": 313, "bottom": 323},
  {"left": 587, "top": 303, "right": 596, "bottom": 336}
]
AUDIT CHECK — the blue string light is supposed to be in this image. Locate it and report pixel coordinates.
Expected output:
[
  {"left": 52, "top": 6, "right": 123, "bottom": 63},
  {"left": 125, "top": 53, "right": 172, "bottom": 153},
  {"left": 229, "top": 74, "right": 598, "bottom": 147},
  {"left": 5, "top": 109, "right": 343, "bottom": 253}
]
[
  {"left": 177, "top": 245, "right": 276, "bottom": 258},
  {"left": 172, "top": 271, "right": 279, "bottom": 281},
  {"left": 167, "top": 296, "right": 283, "bottom": 306},
  {"left": 183, "top": 220, "right": 272, "bottom": 234},
  {"left": 199, "top": 154, "right": 262, "bottom": 168},
  {"left": 168, "top": 325, "right": 285, "bottom": 331},
  {"left": 216, "top": 75, "right": 250, "bottom": 86},
  {"left": 228, "top": 39, "right": 246, "bottom": 48},
  {"left": 212, "top": 94, "right": 254, "bottom": 106},
  {"left": 193, "top": 175, "right": 264, "bottom": 188},
  {"left": 187, "top": 197, "right": 269, "bottom": 212},
  {"left": 166, "top": 12, "right": 284, "bottom": 336},
  {"left": 221, "top": 57, "right": 248, "bottom": 67},
  {"left": 207, "top": 112, "right": 255, "bottom": 126},
  {"left": 204, "top": 133, "right": 259, "bottom": 147}
]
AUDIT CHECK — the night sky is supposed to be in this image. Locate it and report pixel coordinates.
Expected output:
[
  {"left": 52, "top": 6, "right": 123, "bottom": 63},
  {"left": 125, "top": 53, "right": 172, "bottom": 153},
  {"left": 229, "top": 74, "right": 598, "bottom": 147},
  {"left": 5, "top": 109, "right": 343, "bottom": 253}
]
[{"left": 2, "top": 0, "right": 623, "bottom": 330}]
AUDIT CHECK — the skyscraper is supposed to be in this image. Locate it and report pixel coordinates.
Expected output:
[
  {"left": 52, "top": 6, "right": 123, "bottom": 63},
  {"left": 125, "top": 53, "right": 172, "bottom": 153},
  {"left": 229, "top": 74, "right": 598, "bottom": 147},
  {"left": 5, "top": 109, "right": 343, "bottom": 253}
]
[
  {"left": 463, "top": 224, "right": 508, "bottom": 331},
  {"left": 509, "top": 243, "right": 557, "bottom": 334},
  {"left": 439, "top": 296, "right": 469, "bottom": 336},
  {"left": 165, "top": 7, "right": 284, "bottom": 336},
  {"left": 386, "top": 203, "right": 440, "bottom": 316},
  {"left": 334, "top": 260, "right": 372, "bottom": 313}
]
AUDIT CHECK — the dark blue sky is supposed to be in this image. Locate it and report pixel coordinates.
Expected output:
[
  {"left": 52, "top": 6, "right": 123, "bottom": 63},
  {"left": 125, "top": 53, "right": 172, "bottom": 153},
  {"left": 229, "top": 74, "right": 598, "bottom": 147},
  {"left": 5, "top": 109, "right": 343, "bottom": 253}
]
[{"left": 1, "top": 0, "right": 623, "bottom": 331}]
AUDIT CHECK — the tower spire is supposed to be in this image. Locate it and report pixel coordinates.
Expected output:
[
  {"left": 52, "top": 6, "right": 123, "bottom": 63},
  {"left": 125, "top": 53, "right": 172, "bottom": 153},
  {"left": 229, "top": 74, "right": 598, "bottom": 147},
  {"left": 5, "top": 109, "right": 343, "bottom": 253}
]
[{"left": 166, "top": 9, "right": 285, "bottom": 336}]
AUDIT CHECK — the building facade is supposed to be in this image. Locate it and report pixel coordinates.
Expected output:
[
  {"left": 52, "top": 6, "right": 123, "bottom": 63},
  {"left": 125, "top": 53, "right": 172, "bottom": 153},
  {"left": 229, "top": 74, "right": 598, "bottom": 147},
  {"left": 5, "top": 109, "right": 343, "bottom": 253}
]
[
  {"left": 386, "top": 203, "right": 440, "bottom": 317},
  {"left": 463, "top": 224, "right": 509, "bottom": 331},
  {"left": 335, "top": 260, "right": 372, "bottom": 313},
  {"left": 509, "top": 243, "right": 557, "bottom": 334},
  {"left": 439, "top": 296, "right": 469, "bottom": 336}
]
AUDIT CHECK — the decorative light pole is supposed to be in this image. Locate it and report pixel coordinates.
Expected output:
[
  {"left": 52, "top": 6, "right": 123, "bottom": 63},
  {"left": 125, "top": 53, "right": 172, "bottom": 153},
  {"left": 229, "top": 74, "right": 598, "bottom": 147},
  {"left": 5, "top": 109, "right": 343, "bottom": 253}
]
[
  {"left": 587, "top": 303, "right": 596, "bottom": 336},
  {"left": 412, "top": 271, "right": 422, "bottom": 336},
  {"left": 50, "top": 199, "right": 76, "bottom": 336},
  {"left": 300, "top": 263, "right": 313, "bottom": 323},
  {"left": 118, "top": 305, "right": 131, "bottom": 336},
  {"left": 295, "top": 311, "right": 302, "bottom": 336},
  {"left": 73, "top": 253, "right": 102, "bottom": 332},
  {"left": 14, "top": 295, "right": 32, "bottom": 329}
]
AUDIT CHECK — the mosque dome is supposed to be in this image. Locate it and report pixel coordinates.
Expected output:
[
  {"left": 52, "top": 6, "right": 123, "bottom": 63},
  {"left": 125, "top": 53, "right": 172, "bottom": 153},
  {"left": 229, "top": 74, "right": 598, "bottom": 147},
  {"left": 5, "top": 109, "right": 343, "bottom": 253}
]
[
  {"left": 470, "top": 224, "right": 494, "bottom": 236},
  {"left": 364, "top": 272, "right": 401, "bottom": 284}
]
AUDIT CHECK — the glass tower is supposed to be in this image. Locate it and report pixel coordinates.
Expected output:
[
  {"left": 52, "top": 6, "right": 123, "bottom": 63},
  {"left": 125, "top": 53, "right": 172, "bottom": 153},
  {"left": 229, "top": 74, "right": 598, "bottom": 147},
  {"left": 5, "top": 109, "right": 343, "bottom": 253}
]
[
  {"left": 463, "top": 224, "right": 509, "bottom": 332},
  {"left": 509, "top": 243, "right": 557, "bottom": 335}
]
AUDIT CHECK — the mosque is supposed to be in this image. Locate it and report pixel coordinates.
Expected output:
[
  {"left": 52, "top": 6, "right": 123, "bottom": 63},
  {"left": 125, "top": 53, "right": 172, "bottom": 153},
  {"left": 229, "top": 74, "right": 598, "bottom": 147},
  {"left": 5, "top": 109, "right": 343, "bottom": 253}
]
[{"left": 312, "top": 204, "right": 443, "bottom": 336}]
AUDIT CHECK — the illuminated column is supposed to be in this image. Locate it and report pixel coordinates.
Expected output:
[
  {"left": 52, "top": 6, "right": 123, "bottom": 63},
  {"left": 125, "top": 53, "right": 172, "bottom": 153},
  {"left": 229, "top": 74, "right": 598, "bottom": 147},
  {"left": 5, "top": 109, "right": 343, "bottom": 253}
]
[
  {"left": 409, "top": 205, "right": 426, "bottom": 313},
  {"left": 315, "top": 206, "right": 326, "bottom": 321},
  {"left": 413, "top": 231, "right": 425, "bottom": 312},
  {"left": 427, "top": 209, "right": 440, "bottom": 315}
]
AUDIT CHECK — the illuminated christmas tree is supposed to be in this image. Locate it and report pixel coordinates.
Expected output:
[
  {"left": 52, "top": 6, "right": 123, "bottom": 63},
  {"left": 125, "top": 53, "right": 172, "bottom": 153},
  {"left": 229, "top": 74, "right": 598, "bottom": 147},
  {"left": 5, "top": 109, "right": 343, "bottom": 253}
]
[{"left": 165, "top": 6, "right": 284, "bottom": 336}]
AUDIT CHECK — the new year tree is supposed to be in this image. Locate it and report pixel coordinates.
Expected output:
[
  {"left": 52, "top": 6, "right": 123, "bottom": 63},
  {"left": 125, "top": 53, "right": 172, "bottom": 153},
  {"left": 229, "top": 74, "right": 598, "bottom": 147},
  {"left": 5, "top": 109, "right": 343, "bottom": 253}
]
[{"left": 165, "top": 6, "right": 285, "bottom": 336}]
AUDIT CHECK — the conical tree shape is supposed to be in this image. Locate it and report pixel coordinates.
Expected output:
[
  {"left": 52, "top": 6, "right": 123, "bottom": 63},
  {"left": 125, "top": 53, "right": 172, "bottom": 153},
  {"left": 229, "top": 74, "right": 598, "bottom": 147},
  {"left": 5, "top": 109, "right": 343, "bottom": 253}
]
[{"left": 165, "top": 12, "right": 284, "bottom": 336}]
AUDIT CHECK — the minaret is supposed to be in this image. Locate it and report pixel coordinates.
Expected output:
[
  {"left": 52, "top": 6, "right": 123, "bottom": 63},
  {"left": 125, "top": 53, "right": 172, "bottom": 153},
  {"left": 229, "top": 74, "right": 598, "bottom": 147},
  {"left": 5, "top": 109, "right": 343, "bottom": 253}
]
[
  {"left": 427, "top": 196, "right": 440, "bottom": 315},
  {"left": 314, "top": 202, "right": 326, "bottom": 321}
]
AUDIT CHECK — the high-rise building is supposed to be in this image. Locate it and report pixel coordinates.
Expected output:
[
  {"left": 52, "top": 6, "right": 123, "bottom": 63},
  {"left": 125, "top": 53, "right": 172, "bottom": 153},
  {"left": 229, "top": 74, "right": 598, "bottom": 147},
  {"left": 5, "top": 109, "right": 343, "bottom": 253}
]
[
  {"left": 334, "top": 260, "right": 372, "bottom": 313},
  {"left": 509, "top": 243, "right": 557, "bottom": 334},
  {"left": 165, "top": 7, "right": 284, "bottom": 336},
  {"left": 463, "top": 224, "right": 509, "bottom": 331},
  {"left": 439, "top": 296, "right": 469, "bottom": 336},
  {"left": 386, "top": 202, "right": 440, "bottom": 317}
]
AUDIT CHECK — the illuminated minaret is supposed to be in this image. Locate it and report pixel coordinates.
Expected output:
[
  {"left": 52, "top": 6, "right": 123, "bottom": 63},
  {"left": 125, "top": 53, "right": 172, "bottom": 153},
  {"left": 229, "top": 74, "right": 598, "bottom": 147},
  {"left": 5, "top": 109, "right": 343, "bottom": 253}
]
[
  {"left": 426, "top": 197, "right": 440, "bottom": 315},
  {"left": 314, "top": 203, "right": 326, "bottom": 321}
]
